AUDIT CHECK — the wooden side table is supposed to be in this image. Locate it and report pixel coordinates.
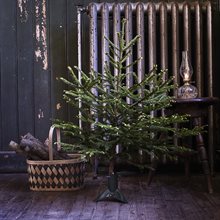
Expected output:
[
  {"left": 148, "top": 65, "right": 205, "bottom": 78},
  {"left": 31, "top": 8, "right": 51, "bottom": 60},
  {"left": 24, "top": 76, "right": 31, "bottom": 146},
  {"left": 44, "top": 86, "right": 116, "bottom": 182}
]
[{"left": 147, "top": 97, "right": 219, "bottom": 193}]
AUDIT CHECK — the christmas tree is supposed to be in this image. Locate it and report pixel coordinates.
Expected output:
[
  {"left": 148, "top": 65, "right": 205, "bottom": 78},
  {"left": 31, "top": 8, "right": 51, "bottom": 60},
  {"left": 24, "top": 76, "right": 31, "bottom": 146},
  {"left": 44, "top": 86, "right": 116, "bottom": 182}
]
[{"left": 54, "top": 19, "right": 201, "bottom": 174}]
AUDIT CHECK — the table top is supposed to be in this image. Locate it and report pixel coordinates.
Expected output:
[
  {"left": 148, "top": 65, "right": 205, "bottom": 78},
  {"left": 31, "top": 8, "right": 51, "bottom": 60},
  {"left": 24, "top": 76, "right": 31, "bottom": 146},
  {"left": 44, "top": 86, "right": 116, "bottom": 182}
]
[
  {"left": 174, "top": 97, "right": 219, "bottom": 105},
  {"left": 169, "top": 97, "right": 219, "bottom": 117}
]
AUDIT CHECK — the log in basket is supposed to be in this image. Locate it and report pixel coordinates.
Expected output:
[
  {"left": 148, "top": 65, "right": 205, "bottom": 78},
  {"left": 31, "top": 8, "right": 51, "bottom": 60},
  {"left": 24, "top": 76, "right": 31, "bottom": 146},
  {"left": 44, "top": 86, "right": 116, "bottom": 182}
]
[{"left": 27, "top": 126, "right": 85, "bottom": 191}]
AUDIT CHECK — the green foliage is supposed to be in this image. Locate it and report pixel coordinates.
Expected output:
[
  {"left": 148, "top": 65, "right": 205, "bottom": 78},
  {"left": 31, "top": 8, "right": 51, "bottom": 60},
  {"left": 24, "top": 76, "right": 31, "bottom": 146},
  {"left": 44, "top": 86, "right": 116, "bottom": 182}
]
[{"left": 54, "top": 19, "right": 202, "bottom": 169}]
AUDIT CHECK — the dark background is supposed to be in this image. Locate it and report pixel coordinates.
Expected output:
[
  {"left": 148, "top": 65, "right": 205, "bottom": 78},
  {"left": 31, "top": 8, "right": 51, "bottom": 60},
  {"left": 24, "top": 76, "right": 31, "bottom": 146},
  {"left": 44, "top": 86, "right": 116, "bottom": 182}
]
[{"left": 0, "top": 0, "right": 220, "bottom": 172}]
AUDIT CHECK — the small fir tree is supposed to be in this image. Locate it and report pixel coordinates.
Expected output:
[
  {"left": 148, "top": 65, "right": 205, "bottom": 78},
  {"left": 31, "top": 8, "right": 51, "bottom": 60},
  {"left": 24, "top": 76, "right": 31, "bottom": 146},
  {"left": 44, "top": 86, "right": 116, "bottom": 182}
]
[{"left": 54, "top": 19, "right": 201, "bottom": 174}]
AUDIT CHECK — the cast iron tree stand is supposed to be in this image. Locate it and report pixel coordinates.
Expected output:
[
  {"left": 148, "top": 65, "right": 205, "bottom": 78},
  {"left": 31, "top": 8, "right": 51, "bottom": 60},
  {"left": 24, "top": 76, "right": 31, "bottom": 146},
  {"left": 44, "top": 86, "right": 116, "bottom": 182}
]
[
  {"left": 95, "top": 159, "right": 127, "bottom": 203},
  {"left": 95, "top": 173, "right": 127, "bottom": 203}
]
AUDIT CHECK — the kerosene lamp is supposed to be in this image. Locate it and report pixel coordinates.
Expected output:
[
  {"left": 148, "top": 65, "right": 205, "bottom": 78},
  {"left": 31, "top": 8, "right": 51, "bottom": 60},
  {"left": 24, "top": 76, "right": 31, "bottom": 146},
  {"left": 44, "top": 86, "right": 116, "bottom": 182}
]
[{"left": 177, "top": 51, "right": 198, "bottom": 99}]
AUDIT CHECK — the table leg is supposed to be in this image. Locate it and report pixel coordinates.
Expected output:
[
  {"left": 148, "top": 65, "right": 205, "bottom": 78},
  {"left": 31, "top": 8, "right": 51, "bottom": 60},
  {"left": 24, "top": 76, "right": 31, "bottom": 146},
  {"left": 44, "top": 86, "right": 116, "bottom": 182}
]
[
  {"left": 184, "top": 158, "right": 190, "bottom": 179},
  {"left": 194, "top": 118, "right": 213, "bottom": 193}
]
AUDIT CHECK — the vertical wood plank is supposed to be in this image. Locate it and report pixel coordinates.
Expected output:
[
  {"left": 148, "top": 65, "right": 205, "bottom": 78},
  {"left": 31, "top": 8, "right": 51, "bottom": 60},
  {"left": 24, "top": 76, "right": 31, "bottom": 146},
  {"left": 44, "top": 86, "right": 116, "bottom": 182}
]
[
  {"left": 17, "top": 0, "right": 35, "bottom": 136},
  {"left": 33, "top": 0, "right": 51, "bottom": 140},
  {"left": 0, "top": 0, "right": 18, "bottom": 150},
  {"left": 49, "top": 0, "right": 68, "bottom": 121}
]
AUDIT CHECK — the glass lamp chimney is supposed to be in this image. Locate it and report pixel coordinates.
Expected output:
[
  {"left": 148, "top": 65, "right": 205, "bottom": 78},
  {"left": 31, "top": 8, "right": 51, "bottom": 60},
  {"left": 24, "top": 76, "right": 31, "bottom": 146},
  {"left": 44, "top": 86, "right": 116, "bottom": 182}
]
[{"left": 177, "top": 51, "right": 198, "bottom": 99}]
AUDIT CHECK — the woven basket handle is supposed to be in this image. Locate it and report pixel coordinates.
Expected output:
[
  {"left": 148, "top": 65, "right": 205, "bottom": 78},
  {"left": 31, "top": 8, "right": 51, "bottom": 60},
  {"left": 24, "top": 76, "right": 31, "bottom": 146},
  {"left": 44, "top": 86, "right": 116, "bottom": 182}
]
[{"left": 48, "top": 125, "right": 61, "bottom": 161}]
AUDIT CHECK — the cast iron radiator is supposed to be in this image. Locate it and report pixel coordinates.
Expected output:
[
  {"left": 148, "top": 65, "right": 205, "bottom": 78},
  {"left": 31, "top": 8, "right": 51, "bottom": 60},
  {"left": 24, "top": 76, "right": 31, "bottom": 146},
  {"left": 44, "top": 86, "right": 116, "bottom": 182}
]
[{"left": 77, "top": 1, "right": 214, "bottom": 170}]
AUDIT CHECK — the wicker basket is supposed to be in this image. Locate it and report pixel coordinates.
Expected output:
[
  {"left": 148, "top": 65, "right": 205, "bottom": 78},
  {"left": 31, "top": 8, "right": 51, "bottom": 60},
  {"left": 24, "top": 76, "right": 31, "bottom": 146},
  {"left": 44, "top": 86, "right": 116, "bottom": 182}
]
[{"left": 27, "top": 126, "right": 85, "bottom": 191}]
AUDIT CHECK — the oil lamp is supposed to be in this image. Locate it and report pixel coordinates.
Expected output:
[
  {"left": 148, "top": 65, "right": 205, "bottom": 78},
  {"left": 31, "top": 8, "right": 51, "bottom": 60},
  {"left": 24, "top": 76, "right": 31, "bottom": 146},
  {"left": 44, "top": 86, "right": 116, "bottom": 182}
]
[{"left": 177, "top": 51, "right": 198, "bottom": 99}]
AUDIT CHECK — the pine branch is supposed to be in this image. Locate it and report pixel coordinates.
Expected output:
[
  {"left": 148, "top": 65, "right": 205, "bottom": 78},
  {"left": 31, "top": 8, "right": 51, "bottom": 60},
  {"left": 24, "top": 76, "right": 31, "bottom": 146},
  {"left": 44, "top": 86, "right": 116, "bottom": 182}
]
[{"left": 54, "top": 18, "right": 203, "bottom": 169}]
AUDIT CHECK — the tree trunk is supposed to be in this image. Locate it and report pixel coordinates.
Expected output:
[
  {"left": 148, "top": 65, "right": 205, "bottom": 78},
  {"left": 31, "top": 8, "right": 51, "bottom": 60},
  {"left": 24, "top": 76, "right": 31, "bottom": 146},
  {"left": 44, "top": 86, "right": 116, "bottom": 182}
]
[{"left": 109, "top": 158, "right": 115, "bottom": 175}]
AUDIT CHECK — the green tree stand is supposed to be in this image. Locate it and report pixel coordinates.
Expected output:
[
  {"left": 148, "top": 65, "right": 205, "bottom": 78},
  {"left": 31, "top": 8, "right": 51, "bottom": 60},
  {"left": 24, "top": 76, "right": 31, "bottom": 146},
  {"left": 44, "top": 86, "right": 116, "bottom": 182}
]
[{"left": 95, "top": 173, "right": 127, "bottom": 203}]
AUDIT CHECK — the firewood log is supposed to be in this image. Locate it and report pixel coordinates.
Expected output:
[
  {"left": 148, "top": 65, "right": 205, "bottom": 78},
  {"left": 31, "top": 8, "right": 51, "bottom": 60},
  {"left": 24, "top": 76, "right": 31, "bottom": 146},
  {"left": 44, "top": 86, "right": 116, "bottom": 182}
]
[
  {"left": 9, "top": 141, "right": 43, "bottom": 160},
  {"left": 9, "top": 133, "right": 71, "bottom": 160}
]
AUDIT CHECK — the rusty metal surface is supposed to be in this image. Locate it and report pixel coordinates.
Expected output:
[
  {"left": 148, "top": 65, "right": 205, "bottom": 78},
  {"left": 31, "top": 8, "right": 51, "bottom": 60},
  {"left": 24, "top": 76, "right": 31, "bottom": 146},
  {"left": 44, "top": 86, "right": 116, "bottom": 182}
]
[
  {"left": 171, "top": 3, "right": 180, "bottom": 97},
  {"left": 113, "top": 3, "right": 121, "bottom": 78},
  {"left": 183, "top": 3, "right": 191, "bottom": 55},
  {"left": 136, "top": 2, "right": 145, "bottom": 104},
  {"left": 86, "top": 2, "right": 212, "bottom": 92},
  {"left": 160, "top": 3, "right": 168, "bottom": 71},
  {"left": 137, "top": 2, "right": 145, "bottom": 87},
  {"left": 207, "top": 2, "right": 213, "bottom": 97},
  {"left": 84, "top": 1, "right": 215, "bottom": 170},
  {"left": 86, "top": 2, "right": 210, "bottom": 14},
  {"left": 101, "top": 3, "right": 109, "bottom": 76},
  {"left": 148, "top": 3, "right": 157, "bottom": 72},
  {"left": 89, "top": 3, "right": 98, "bottom": 73},
  {"left": 207, "top": 2, "right": 214, "bottom": 174},
  {"left": 77, "top": 7, "right": 83, "bottom": 129},
  {"left": 195, "top": 3, "right": 203, "bottom": 97},
  {"left": 125, "top": 3, "right": 133, "bottom": 104}
]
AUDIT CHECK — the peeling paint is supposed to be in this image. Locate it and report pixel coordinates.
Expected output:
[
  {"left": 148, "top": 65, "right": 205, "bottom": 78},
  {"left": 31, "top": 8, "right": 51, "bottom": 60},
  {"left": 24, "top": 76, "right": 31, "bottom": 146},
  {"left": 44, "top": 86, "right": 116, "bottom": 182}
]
[
  {"left": 18, "top": 0, "right": 28, "bottom": 22},
  {"left": 35, "top": 48, "right": 41, "bottom": 60},
  {"left": 35, "top": 0, "right": 48, "bottom": 70},
  {"left": 38, "top": 109, "right": 44, "bottom": 119},
  {"left": 56, "top": 103, "right": 62, "bottom": 110}
]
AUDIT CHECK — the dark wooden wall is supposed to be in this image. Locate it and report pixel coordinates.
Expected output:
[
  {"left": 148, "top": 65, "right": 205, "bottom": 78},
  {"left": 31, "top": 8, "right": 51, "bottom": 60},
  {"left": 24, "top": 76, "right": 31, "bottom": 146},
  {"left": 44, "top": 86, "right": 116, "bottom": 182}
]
[{"left": 0, "top": 0, "right": 219, "bottom": 171}]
